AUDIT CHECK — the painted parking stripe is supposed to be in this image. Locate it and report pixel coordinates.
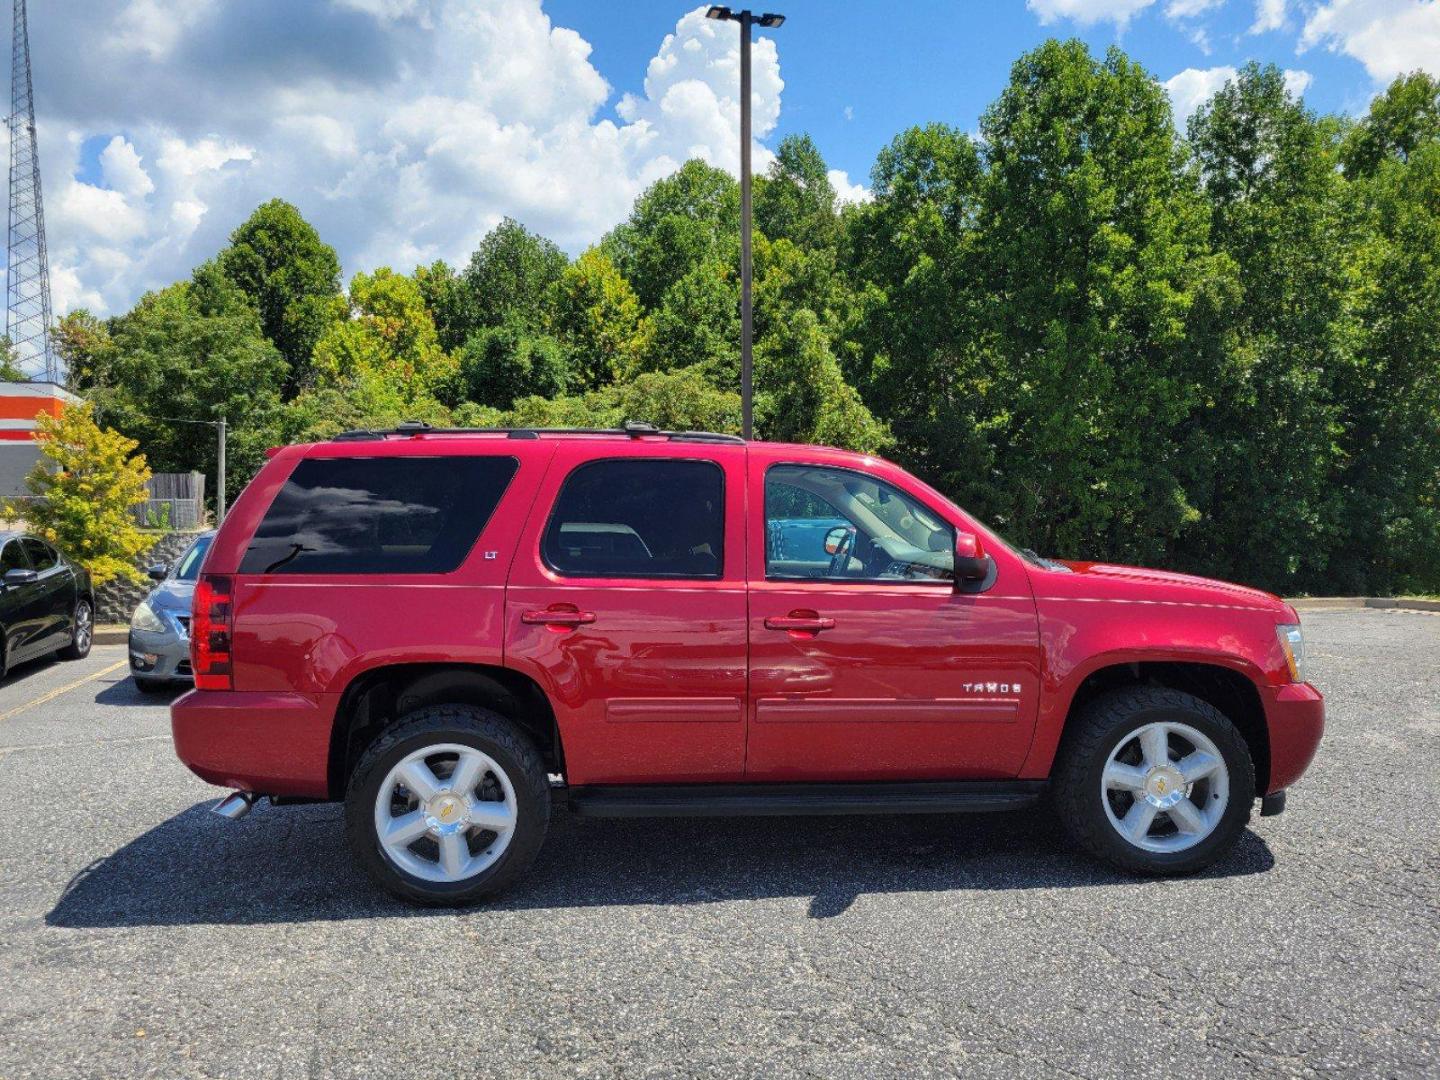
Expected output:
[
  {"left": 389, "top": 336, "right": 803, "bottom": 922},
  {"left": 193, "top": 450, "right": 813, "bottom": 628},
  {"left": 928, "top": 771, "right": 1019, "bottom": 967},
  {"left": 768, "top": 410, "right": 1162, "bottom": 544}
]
[{"left": 0, "top": 658, "right": 129, "bottom": 724}]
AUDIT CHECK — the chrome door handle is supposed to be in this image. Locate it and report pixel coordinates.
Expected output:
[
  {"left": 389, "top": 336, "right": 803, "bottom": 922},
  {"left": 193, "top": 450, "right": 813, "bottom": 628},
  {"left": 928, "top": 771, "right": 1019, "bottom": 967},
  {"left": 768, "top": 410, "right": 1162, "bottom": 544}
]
[
  {"left": 764, "top": 614, "right": 835, "bottom": 632},
  {"left": 521, "top": 608, "right": 596, "bottom": 627}
]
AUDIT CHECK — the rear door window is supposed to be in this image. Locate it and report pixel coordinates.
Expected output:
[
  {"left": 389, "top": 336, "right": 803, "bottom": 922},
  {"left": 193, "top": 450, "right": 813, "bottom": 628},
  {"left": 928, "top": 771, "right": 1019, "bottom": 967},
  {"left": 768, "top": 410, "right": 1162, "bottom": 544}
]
[
  {"left": 542, "top": 459, "right": 724, "bottom": 579},
  {"left": 239, "top": 456, "right": 518, "bottom": 575}
]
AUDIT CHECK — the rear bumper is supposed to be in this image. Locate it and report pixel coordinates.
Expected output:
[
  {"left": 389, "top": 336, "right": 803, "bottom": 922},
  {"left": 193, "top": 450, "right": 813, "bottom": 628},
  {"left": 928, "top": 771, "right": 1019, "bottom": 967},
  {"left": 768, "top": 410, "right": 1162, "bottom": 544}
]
[
  {"left": 170, "top": 688, "right": 337, "bottom": 798},
  {"left": 1261, "top": 681, "right": 1324, "bottom": 794}
]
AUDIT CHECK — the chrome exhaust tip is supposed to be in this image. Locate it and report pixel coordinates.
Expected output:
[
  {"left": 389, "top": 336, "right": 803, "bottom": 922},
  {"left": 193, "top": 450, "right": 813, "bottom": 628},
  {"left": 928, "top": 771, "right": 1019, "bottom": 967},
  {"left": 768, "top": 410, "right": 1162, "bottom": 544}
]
[{"left": 212, "top": 791, "right": 258, "bottom": 820}]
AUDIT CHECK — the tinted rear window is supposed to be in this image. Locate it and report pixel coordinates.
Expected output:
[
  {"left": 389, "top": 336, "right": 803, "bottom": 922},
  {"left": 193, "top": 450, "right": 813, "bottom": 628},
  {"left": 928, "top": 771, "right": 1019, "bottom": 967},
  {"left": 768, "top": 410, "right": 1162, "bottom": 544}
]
[
  {"left": 240, "top": 456, "right": 518, "bottom": 575},
  {"left": 542, "top": 458, "right": 724, "bottom": 579}
]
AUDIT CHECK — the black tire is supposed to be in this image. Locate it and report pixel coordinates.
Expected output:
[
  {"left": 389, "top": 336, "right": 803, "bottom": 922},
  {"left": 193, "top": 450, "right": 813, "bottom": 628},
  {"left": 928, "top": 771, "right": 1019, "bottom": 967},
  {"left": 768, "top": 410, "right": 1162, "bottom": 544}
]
[
  {"left": 133, "top": 676, "right": 169, "bottom": 694},
  {"left": 1052, "top": 686, "right": 1255, "bottom": 876},
  {"left": 344, "top": 705, "right": 550, "bottom": 906},
  {"left": 58, "top": 598, "right": 93, "bottom": 661}
]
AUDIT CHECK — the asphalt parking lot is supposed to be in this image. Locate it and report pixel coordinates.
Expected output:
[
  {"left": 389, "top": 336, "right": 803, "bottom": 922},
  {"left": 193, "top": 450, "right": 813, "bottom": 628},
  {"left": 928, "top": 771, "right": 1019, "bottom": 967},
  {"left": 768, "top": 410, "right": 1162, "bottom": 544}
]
[{"left": 1, "top": 609, "right": 1437, "bottom": 1079}]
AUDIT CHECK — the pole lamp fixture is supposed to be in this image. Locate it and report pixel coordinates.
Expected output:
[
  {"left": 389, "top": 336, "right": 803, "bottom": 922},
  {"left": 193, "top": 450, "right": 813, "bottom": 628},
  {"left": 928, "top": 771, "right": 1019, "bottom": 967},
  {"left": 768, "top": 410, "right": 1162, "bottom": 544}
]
[{"left": 705, "top": 6, "right": 785, "bottom": 440}]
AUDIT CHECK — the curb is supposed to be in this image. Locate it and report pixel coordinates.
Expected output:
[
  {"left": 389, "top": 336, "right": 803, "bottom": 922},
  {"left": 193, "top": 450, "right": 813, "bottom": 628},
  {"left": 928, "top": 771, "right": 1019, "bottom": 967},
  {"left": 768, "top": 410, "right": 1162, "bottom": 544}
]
[
  {"left": 95, "top": 627, "right": 130, "bottom": 646},
  {"left": 1288, "top": 597, "right": 1440, "bottom": 613}
]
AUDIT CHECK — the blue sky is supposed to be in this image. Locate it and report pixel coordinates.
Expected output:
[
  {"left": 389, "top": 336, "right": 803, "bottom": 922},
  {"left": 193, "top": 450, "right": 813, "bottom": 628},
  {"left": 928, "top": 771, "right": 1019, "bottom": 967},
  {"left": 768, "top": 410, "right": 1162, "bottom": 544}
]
[
  {"left": 546, "top": 0, "right": 1389, "bottom": 185},
  {"left": 16, "top": 0, "right": 1437, "bottom": 328}
]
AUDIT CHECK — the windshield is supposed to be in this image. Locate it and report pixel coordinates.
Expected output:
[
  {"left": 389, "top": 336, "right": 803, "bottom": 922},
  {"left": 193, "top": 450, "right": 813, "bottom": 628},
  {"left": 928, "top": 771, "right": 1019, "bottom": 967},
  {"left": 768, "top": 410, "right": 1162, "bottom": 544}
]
[{"left": 174, "top": 535, "right": 214, "bottom": 581}]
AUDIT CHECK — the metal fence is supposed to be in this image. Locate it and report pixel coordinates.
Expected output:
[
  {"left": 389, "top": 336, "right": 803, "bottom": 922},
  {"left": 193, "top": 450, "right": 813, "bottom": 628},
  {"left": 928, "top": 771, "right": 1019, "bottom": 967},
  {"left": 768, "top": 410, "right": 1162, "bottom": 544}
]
[{"left": 132, "top": 471, "right": 207, "bottom": 529}]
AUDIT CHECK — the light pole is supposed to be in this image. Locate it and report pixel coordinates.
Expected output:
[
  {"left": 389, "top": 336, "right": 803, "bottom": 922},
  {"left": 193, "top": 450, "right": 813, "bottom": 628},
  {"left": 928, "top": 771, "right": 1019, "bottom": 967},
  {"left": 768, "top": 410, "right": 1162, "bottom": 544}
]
[{"left": 705, "top": 5, "right": 785, "bottom": 441}]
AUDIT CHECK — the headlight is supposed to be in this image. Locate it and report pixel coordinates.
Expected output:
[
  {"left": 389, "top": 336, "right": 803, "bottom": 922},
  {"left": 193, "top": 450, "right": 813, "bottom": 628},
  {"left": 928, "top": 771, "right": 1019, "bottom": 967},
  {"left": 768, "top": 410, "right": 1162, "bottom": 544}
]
[
  {"left": 1276, "top": 623, "right": 1306, "bottom": 683},
  {"left": 131, "top": 600, "right": 166, "bottom": 634}
]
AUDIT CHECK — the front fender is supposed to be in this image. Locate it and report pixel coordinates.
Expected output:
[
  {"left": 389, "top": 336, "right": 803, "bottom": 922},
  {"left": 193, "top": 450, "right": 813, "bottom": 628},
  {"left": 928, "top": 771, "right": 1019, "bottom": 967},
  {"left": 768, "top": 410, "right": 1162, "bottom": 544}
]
[{"left": 1019, "top": 596, "right": 1286, "bottom": 779}]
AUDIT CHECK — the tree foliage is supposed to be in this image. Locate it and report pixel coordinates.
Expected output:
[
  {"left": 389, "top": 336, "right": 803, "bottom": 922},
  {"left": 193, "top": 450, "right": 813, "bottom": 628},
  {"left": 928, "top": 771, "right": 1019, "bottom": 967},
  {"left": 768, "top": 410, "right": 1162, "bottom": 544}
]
[
  {"left": 53, "top": 42, "right": 1440, "bottom": 595},
  {"left": 6, "top": 404, "right": 152, "bottom": 586},
  {"left": 217, "top": 198, "right": 342, "bottom": 390}
]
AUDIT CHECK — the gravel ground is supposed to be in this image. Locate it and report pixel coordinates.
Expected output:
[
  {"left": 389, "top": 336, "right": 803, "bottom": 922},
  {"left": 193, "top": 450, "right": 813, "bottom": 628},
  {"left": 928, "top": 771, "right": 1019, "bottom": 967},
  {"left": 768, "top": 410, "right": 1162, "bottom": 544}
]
[{"left": 0, "top": 609, "right": 1436, "bottom": 1079}]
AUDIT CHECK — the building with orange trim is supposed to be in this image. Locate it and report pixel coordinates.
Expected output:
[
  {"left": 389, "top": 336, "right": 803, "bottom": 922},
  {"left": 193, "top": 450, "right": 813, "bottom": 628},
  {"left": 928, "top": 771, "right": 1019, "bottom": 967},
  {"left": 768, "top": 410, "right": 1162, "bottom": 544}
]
[{"left": 0, "top": 381, "right": 81, "bottom": 496}]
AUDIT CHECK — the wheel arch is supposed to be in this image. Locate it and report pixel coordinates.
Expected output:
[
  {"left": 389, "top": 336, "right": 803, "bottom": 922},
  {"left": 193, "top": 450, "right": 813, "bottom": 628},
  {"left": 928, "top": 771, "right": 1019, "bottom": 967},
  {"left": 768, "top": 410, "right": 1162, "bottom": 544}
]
[
  {"left": 327, "top": 663, "right": 562, "bottom": 799},
  {"left": 1035, "top": 657, "right": 1271, "bottom": 793}
]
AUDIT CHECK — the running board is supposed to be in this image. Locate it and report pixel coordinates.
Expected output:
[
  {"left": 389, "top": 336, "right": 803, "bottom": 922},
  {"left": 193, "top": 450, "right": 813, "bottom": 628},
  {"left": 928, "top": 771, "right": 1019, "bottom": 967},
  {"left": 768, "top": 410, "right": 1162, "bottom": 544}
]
[{"left": 564, "top": 780, "right": 1047, "bottom": 818}]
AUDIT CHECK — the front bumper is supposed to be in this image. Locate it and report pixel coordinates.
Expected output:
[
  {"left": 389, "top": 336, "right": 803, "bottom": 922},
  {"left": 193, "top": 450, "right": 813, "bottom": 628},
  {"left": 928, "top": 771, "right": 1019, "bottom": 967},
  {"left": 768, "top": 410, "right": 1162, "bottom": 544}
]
[
  {"left": 129, "top": 628, "right": 192, "bottom": 683},
  {"left": 1261, "top": 681, "right": 1324, "bottom": 794},
  {"left": 170, "top": 688, "right": 338, "bottom": 798}
]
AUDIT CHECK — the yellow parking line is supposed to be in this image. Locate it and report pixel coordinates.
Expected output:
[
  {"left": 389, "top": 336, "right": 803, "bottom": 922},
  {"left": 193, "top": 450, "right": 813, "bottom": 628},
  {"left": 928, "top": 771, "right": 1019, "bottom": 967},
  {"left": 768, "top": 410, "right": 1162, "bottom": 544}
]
[{"left": 0, "top": 658, "right": 129, "bottom": 724}]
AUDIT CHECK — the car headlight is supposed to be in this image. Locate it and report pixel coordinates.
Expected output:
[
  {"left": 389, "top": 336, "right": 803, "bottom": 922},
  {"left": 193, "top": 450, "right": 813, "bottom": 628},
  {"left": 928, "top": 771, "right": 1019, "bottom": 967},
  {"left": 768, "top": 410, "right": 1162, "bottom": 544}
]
[
  {"left": 1276, "top": 623, "right": 1306, "bottom": 683},
  {"left": 131, "top": 600, "right": 166, "bottom": 634}
]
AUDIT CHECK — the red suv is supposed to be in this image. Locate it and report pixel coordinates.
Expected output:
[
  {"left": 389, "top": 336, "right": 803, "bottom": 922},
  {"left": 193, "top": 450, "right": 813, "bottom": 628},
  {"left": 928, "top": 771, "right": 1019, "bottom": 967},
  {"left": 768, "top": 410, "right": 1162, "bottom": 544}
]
[{"left": 171, "top": 422, "right": 1323, "bottom": 905}]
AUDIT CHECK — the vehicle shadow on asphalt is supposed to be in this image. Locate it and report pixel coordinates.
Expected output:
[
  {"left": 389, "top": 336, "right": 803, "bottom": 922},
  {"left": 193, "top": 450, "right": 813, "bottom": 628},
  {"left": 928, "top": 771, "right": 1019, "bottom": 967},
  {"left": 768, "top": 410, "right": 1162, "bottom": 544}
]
[
  {"left": 46, "top": 800, "right": 1275, "bottom": 927},
  {"left": 93, "top": 680, "right": 185, "bottom": 706}
]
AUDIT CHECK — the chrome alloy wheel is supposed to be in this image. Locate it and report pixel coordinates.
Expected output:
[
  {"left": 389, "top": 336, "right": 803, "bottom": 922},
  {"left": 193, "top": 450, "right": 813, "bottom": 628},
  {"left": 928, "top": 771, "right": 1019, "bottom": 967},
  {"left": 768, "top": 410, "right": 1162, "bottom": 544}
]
[
  {"left": 1101, "top": 721, "right": 1230, "bottom": 854},
  {"left": 373, "top": 743, "right": 518, "bottom": 883},
  {"left": 73, "top": 602, "right": 92, "bottom": 652}
]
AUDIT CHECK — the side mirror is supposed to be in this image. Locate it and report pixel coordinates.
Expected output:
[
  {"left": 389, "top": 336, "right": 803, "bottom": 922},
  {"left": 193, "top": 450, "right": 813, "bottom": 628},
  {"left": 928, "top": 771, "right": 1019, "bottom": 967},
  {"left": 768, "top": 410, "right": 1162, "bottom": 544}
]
[
  {"left": 954, "top": 532, "right": 990, "bottom": 584},
  {"left": 3, "top": 568, "right": 38, "bottom": 587},
  {"left": 146, "top": 563, "right": 169, "bottom": 582}
]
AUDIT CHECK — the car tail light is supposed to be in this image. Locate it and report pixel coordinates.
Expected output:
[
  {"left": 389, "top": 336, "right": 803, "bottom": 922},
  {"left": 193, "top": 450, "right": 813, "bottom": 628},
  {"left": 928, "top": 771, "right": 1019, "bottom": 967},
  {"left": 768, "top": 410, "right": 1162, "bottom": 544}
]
[{"left": 191, "top": 574, "right": 233, "bottom": 690}]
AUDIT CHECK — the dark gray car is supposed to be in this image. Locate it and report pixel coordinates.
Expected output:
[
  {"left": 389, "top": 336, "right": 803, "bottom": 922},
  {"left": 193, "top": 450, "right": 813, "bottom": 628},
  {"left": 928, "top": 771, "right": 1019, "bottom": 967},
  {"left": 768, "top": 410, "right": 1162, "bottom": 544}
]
[{"left": 129, "top": 531, "right": 213, "bottom": 692}]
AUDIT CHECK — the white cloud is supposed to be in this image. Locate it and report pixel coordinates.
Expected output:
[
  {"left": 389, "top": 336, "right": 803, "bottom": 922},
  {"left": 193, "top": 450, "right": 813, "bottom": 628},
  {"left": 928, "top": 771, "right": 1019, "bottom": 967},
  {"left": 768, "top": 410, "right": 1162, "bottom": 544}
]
[
  {"left": 1164, "top": 66, "right": 1238, "bottom": 127},
  {"left": 29, "top": 2, "right": 795, "bottom": 318},
  {"left": 110, "top": 0, "right": 217, "bottom": 60},
  {"left": 1284, "top": 68, "right": 1314, "bottom": 98},
  {"left": 1301, "top": 0, "right": 1440, "bottom": 83},
  {"left": 827, "top": 169, "right": 872, "bottom": 206},
  {"left": 1165, "top": 0, "right": 1223, "bottom": 18},
  {"left": 1027, "top": 0, "right": 1157, "bottom": 28},
  {"left": 99, "top": 136, "right": 153, "bottom": 200},
  {"left": 843, "top": 105, "right": 854, "bottom": 121},
  {"left": 1250, "top": 0, "right": 1286, "bottom": 33},
  {"left": 1164, "top": 65, "right": 1315, "bottom": 128}
]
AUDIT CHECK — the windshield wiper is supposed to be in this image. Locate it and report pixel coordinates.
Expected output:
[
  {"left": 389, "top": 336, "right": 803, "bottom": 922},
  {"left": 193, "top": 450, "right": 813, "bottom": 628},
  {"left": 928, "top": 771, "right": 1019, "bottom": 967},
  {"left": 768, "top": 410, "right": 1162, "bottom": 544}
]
[{"left": 262, "top": 543, "right": 313, "bottom": 574}]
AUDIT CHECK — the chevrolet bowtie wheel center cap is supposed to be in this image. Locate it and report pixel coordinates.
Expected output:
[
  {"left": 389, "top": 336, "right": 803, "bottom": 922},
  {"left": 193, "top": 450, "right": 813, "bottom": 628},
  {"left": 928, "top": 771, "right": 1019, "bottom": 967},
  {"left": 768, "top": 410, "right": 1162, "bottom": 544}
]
[
  {"left": 424, "top": 792, "right": 470, "bottom": 835},
  {"left": 1143, "top": 766, "right": 1189, "bottom": 810}
]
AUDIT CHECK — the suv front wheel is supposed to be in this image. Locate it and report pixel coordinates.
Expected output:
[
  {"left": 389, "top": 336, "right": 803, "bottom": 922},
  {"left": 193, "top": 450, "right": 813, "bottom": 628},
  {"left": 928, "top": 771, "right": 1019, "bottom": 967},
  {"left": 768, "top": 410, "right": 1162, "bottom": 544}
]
[
  {"left": 1053, "top": 687, "right": 1255, "bottom": 875},
  {"left": 344, "top": 705, "right": 551, "bottom": 905}
]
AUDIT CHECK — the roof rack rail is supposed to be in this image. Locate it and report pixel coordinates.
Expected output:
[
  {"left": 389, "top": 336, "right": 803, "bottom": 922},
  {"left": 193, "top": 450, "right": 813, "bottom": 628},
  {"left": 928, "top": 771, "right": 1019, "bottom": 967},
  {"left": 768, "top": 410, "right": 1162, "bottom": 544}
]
[{"left": 329, "top": 420, "right": 745, "bottom": 445}]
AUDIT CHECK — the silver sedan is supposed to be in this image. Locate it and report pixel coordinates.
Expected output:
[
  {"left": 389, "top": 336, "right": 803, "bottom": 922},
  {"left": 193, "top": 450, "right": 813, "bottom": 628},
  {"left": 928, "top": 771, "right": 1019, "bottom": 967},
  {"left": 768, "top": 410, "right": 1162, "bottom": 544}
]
[{"left": 128, "top": 531, "right": 213, "bottom": 693}]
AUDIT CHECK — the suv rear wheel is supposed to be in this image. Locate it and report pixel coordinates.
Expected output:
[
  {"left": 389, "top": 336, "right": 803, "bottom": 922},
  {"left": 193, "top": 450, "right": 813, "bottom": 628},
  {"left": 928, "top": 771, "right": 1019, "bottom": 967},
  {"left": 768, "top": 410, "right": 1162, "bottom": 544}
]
[
  {"left": 1053, "top": 687, "right": 1255, "bottom": 875},
  {"left": 343, "top": 704, "right": 551, "bottom": 905}
]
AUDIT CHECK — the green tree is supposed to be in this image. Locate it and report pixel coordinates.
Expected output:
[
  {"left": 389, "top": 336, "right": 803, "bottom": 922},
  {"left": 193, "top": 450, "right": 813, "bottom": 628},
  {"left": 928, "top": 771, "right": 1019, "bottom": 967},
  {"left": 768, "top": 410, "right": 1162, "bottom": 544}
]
[
  {"left": 446, "top": 317, "right": 570, "bottom": 410},
  {"left": 639, "top": 259, "right": 740, "bottom": 381},
  {"left": 0, "top": 337, "right": 27, "bottom": 381},
  {"left": 1185, "top": 63, "right": 1349, "bottom": 590},
  {"left": 504, "top": 367, "right": 741, "bottom": 433},
  {"left": 1340, "top": 72, "right": 1440, "bottom": 178},
  {"left": 89, "top": 262, "right": 289, "bottom": 509},
  {"left": 414, "top": 259, "right": 471, "bottom": 352},
  {"left": 460, "top": 218, "right": 569, "bottom": 335},
  {"left": 217, "top": 199, "right": 342, "bottom": 389},
  {"left": 839, "top": 122, "right": 990, "bottom": 488},
  {"left": 312, "top": 268, "right": 456, "bottom": 414},
  {"left": 53, "top": 311, "right": 115, "bottom": 394},
  {"left": 546, "top": 249, "right": 649, "bottom": 389},
  {"left": 755, "top": 134, "right": 840, "bottom": 251},
  {"left": 5, "top": 404, "right": 152, "bottom": 586},
  {"left": 603, "top": 160, "right": 740, "bottom": 309},
  {"left": 1329, "top": 137, "right": 1440, "bottom": 591},
  {"left": 755, "top": 309, "right": 892, "bottom": 454},
  {"left": 971, "top": 40, "right": 1226, "bottom": 565}
]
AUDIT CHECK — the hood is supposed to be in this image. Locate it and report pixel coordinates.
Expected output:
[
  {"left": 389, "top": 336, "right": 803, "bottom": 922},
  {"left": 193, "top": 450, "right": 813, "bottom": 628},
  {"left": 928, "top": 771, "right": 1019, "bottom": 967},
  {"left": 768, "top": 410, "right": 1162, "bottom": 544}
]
[
  {"left": 1055, "top": 560, "right": 1292, "bottom": 615},
  {"left": 147, "top": 577, "right": 197, "bottom": 613}
]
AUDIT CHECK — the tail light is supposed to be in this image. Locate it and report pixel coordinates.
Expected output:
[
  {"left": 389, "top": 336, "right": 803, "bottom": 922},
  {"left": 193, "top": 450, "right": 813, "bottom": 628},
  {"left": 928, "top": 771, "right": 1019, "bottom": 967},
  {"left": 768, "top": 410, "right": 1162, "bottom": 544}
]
[{"left": 191, "top": 574, "right": 234, "bottom": 690}]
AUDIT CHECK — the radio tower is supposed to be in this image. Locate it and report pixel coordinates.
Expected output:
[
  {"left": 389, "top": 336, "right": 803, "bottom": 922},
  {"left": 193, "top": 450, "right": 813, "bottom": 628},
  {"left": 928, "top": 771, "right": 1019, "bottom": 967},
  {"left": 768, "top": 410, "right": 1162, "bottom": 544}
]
[{"left": 5, "top": 0, "right": 55, "bottom": 383}]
